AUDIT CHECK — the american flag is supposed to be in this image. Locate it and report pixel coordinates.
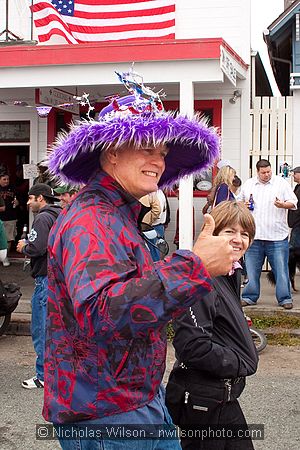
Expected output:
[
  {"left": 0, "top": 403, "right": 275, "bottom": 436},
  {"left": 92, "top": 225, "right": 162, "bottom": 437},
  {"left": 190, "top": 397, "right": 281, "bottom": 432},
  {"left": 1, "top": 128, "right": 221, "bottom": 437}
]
[{"left": 30, "top": 0, "right": 176, "bottom": 44}]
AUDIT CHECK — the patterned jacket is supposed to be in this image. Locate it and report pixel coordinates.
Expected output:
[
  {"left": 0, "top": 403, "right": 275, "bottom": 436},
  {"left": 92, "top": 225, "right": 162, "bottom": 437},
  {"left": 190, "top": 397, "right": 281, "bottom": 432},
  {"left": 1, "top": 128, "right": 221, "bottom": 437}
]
[{"left": 43, "top": 170, "right": 211, "bottom": 424}]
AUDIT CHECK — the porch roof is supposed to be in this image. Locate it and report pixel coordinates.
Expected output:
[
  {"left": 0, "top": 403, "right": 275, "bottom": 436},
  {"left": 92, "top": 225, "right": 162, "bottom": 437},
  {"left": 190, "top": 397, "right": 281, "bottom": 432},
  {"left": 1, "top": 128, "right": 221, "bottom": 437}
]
[
  {"left": 0, "top": 38, "right": 248, "bottom": 90},
  {"left": 0, "top": 38, "right": 248, "bottom": 69}
]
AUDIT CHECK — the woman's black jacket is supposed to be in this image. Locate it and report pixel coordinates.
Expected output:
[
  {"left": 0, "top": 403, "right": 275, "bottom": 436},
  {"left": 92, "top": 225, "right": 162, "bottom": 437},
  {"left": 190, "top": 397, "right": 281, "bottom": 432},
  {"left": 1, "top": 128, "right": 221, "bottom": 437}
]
[{"left": 172, "top": 271, "right": 258, "bottom": 380}]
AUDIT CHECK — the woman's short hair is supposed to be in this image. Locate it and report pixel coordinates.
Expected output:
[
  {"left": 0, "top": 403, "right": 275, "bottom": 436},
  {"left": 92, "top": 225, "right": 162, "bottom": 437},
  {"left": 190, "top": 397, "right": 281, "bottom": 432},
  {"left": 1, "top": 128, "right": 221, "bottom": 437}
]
[
  {"left": 213, "top": 165, "right": 236, "bottom": 187},
  {"left": 210, "top": 200, "right": 256, "bottom": 243}
]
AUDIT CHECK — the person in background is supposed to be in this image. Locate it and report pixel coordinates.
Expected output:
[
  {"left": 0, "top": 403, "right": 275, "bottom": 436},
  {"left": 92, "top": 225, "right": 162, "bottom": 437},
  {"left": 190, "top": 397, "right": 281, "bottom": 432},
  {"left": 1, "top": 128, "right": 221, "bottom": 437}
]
[
  {"left": 43, "top": 69, "right": 234, "bottom": 450},
  {"left": 0, "top": 172, "right": 19, "bottom": 266},
  {"left": 231, "top": 174, "right": 242, "bottom": 198},
  {"left": 202, "top": 163, "right": 236, "bottom": 214},
  {"left": 0, "top": 196, "right": 5, "bottom": 213},
  {"left": 54, "top": 184, "right": 79, "bottom": 209},
  {"left": 287, "top": 166, "right": 300, "bottom": 290},
  {"left": 238, "top": 159, "right": 297, "bottom": 309},
  {"left": 288, "top": 166, "right": 300, "bottom": 250},
  {"left": 33, "top": 162, "right": 56, "bottom": 188},
  {"left": 0, "top": 218, "right": 7, "bottom": 262},
  {"left": 152, "top": 189, "right": 170, "bottom": 252},
  {"left": 0, "top": 197, "right": 7, "bottom": 261},
  {"left": 231, "top": 174, "right": 247, "bottom": 285},
  {"left": 15, "top": 165, "right": 29, "bottom": 241},
  {"left": 212, "top": 165, "right": 236, "bottom": 206},
  {"left": 139, "top": 191, "right": 161, "bottom": 261},
  {"left": 166, "top": 201, "right": 258, "bottom": 450},
  {"left": 139, "top": 191, "right": 161, "bottom": 226},
  {"left": 0, "top": 163, "right": 9, "bottom": 175},
  {"left": 16, "top": 184, "right": 61, "bottom": 389}
]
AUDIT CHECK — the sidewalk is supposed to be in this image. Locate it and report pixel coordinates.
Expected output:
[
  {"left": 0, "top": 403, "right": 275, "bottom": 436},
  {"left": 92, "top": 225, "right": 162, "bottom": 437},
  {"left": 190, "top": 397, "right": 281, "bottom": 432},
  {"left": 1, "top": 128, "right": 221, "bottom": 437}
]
[{"left": 1, "top": 258, "right": 300, "bottom": 335}]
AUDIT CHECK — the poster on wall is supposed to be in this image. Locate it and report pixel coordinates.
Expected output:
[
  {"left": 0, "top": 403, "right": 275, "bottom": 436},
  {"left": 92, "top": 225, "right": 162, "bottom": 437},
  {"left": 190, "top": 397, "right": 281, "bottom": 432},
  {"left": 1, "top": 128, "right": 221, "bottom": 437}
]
[{"left": 23, "top": 164, "right": 38, "bottom": 179}]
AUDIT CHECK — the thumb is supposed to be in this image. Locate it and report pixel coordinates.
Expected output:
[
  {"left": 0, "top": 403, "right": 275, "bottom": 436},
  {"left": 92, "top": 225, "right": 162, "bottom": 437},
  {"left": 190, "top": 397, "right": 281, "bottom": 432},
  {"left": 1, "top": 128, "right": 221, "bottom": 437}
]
[{"left": 200, "top": 214, "right": 215, "bottom": 237}]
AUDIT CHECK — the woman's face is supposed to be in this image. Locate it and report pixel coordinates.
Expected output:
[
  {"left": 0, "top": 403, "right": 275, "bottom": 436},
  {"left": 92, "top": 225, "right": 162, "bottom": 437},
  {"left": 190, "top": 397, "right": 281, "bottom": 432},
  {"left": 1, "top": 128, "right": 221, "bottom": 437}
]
[{"left": 218, "top": 223, "right": 250, "bottom": 262}]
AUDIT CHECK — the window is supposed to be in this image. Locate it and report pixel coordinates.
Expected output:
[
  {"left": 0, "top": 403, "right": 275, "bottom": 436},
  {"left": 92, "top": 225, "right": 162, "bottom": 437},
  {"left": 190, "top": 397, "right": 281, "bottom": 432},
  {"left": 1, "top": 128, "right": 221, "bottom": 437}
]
[{"left": 0, "top": 121, "right": 30, "bottom": 143}]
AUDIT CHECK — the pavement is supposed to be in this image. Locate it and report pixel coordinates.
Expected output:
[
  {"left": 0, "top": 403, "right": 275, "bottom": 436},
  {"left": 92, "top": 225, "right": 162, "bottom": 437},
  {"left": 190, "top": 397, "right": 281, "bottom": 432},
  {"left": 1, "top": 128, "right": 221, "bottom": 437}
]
[
  {"left": 1, "top": 336, "right": 299, "bottom": 449},
  {"left": 1, "top": 256, "right": 300, "bottom": 336}
]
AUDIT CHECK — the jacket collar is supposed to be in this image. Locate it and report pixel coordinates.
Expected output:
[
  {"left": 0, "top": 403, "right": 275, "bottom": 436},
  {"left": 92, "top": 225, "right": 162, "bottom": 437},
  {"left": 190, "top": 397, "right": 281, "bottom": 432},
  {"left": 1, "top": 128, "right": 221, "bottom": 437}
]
[{"left": 86, "top": 170, "right": 142, "bottom": 224}]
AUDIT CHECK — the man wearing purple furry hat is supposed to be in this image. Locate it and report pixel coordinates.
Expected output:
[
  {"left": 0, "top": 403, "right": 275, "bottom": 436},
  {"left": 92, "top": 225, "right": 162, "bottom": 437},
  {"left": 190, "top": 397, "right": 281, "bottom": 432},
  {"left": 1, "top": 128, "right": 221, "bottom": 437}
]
[{"left": 44, "top": 69, "right": 234, "bottom": 449}]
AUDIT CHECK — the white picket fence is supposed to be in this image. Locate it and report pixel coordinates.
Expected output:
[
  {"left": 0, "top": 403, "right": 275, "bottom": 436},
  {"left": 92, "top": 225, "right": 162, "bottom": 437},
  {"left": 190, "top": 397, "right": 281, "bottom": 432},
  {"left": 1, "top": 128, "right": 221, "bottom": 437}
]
[
  {"left": 250, "top": 96, "right": 293, "bottom": 176},
  {"left": 250, "top": 96, "right": 293, "bottom": 271},
  {"left": 167, "top": 97, "right": 294, "bottom": 256}
]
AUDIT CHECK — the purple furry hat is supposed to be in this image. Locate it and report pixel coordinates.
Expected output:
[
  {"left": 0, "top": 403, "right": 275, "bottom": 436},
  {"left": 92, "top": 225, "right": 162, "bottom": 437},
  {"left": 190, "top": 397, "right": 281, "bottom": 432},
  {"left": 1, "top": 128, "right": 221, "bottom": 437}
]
[{"left": 47, "top": 97, "right": 220, "bottom": 188}]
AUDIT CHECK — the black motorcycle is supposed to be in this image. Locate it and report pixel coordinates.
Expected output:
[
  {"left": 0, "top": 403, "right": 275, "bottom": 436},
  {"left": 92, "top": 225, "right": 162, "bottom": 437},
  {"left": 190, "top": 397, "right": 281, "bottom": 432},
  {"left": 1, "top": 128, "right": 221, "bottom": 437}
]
[
  {"left": 0, "top": 314, "right": 11, "bottom": 336},
  {"left": 0, "top": 280, "right": 22, "bottom": 336}
]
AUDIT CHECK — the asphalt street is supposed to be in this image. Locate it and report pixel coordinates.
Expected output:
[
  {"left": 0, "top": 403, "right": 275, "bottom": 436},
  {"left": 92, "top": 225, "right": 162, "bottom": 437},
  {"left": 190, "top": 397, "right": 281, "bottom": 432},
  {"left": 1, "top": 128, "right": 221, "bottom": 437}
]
[{"left": 0, "top": 336, "right": 299, "bottom": 450}]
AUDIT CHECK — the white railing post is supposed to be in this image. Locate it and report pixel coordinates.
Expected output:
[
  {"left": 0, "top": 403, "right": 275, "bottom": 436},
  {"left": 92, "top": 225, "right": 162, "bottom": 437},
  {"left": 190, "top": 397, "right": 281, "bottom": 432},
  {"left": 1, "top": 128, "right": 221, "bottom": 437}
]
[{"left": 179, "top": 79, "right": 194, "bottom": 250}]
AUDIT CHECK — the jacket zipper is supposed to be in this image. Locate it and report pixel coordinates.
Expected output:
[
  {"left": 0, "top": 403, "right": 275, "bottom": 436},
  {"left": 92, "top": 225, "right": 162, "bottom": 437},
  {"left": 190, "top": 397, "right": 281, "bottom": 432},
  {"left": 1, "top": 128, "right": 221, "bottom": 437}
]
[
  {"left": 184, "top": 391, "right": 190, "bottom": 404},
  {"left": 225, "top": 380, "right": 232, "bottom": 401}
]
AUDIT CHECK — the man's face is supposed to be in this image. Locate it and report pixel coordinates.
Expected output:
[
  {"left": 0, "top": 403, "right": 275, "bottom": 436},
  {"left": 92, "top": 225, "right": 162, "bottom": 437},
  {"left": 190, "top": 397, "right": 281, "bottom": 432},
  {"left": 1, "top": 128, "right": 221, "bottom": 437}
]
[
  {"left": 257, "top": 166, "right": 272, "bottom": 183},
  {"left": 0, "top": 175, "right": 9, "bottom": 187},
  {"left": 109, "top": 144, "right": 168, "bottom": 198},
  {"left": 293, "top": 172, "right": 300, "bottom": 184},
  {"left": 27, "top": 195, "right": 43, "bottom": 213},
  {"left": 59, "top": 192, "right": 72, "bottom": 208}
]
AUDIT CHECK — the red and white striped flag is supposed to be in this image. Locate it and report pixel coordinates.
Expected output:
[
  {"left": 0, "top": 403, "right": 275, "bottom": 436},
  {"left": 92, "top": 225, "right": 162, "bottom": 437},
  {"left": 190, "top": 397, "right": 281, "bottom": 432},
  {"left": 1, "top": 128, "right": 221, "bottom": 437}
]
[{"left": 30, "top": 0, "right": 176, "bottom": 44}]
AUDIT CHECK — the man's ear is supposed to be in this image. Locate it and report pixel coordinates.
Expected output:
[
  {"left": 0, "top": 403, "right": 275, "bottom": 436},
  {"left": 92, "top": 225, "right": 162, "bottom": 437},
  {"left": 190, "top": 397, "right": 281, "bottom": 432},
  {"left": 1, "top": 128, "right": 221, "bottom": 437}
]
[{"left": 104, "top": 146, "right": 118, "bottom": 165}]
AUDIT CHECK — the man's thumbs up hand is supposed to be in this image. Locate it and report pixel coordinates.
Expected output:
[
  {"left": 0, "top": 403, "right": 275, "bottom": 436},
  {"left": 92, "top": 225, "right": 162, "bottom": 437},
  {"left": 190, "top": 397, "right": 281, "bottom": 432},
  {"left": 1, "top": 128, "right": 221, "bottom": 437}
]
[
  {"left": 193, "top": 214, "right": 234, "bottom": 277},
  {"left": 199, "top": 213, "right": 215, "bottom": 237}
]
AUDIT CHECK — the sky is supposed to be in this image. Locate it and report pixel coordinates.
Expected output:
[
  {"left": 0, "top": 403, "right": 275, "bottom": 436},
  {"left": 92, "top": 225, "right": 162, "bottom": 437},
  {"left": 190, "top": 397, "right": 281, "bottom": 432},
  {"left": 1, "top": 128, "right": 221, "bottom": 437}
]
[{"left": 251, "top": 0, "right": 285, "bottom": 95}]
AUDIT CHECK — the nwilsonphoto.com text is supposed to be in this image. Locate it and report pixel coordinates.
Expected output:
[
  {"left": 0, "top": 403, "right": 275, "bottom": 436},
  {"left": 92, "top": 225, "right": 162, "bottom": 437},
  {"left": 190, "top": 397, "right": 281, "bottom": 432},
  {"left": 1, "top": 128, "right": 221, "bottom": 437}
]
[{"left": 36, "top": 424, "right": 264, "bottom": 441}]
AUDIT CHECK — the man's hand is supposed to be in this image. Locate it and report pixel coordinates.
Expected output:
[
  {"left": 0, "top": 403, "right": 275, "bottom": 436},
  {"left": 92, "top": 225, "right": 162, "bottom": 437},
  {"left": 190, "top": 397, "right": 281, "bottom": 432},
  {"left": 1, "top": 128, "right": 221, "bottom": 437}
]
[
  {"left": 274, "top": 197, "right": 284, "bottom": 208},
  {"left": 192, "top": 214, "right": 234, "bottom": 277},
  {"left": 274, "top": 197, "right": 295, "bottom": 209},
  {"left": 16, "top": 240, "right": 26, "bottom": 253},
  {"left": 12, "top": 197, "right": 19, "bottom": 208}
]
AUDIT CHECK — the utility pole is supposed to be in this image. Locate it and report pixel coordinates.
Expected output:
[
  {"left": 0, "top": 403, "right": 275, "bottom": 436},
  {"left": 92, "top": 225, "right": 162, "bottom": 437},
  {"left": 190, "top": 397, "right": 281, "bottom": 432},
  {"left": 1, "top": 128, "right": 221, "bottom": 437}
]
[{"left": 0, "top": 0, "right": 23, "bottom": 41}]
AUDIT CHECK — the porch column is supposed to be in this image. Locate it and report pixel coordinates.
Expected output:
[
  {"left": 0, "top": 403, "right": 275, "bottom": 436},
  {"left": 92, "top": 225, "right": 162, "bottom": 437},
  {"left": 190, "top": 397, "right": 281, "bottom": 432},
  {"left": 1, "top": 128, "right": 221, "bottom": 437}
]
[
  {"left": 292, "top": 90, "right": 300, "bottom": 166},
  {"left": 179, "top": 79, "right": 194, "bottom": 250}
]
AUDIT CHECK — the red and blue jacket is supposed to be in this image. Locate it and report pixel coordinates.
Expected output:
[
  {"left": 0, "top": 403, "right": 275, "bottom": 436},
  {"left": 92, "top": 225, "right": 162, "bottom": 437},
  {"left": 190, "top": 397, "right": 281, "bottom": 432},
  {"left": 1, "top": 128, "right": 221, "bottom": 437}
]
[{"left": 43, "top": 170, "right": 211, "bottom": 424}]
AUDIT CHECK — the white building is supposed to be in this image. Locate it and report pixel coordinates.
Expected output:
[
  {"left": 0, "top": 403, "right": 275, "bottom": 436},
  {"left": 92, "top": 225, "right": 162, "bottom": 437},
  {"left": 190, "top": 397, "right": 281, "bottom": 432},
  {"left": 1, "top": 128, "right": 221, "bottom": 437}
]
[{"left": 0, "top": 0, "right": 266, "bottom": 249}]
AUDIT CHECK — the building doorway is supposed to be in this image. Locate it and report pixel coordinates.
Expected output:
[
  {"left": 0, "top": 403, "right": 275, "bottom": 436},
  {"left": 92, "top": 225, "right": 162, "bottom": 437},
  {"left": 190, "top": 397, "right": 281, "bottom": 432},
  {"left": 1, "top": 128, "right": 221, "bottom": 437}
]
[
  {"left": 0, "top": 145, "right": 30, "bottom": 250},
  {"left": 0, "top": 145, "right": 29, "bottom": 179}
]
